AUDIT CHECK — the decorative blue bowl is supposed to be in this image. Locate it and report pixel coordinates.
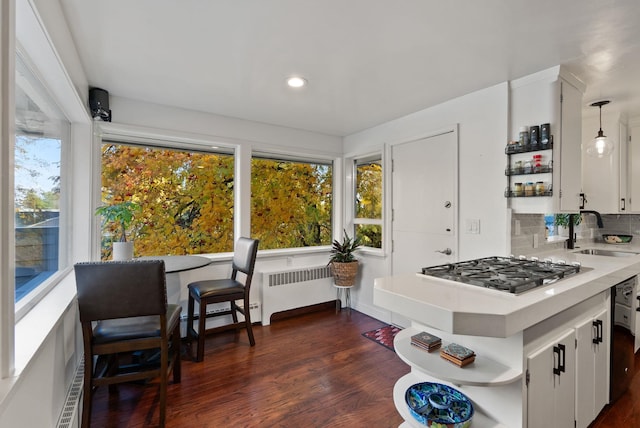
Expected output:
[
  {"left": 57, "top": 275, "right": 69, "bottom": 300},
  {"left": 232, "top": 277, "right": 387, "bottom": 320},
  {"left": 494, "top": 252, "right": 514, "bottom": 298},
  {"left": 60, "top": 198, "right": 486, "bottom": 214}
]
[{"left": 405, "top": 382, "right": 474, "bottom": 427}]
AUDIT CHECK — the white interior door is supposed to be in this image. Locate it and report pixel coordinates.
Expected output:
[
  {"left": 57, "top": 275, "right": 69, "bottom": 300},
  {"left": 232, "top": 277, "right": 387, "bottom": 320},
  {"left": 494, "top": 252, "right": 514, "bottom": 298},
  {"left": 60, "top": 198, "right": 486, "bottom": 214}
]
[{"left": 391, "top": 130, "right": 458, "bottom": 278}]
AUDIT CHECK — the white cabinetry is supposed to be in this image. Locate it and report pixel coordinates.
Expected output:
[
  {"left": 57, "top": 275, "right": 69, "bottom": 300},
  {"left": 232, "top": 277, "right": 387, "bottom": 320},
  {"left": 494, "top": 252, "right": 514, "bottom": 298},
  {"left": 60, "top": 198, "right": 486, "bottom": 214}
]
[
  {"left": 526, "top": 329, "right": 576, "bottom": 428},
  {"left": 526, "top": 302, "right": 610, "bottom": 428},
  {"left": 581, "top": 113, "right": 628, "bottom": 213},
  {"left": 629, "top": 124, "right": 640, "bottom": 212},
  {"left": 575, "top": 308, "right": 609, "bottom": 428},
  {"left": 509, "top": 66, "right": 585, "bottom": 214}
]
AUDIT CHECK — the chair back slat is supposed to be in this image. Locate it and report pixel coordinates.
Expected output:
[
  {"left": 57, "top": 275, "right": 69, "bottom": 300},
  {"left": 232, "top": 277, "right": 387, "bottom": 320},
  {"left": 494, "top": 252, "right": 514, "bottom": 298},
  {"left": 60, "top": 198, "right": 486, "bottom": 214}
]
[
  {"left": 74, "top": 260, "right": 167, "bottom": 322},
  {"left": 231, "top": 237, "right": 259, "bottom": 276}
]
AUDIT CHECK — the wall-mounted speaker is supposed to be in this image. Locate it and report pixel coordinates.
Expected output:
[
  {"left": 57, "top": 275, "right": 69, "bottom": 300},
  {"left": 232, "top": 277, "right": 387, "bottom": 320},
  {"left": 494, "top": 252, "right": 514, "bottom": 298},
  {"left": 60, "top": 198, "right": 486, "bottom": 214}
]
[{"left": 89, "top": 87, "right": 111, "bottom": 122}]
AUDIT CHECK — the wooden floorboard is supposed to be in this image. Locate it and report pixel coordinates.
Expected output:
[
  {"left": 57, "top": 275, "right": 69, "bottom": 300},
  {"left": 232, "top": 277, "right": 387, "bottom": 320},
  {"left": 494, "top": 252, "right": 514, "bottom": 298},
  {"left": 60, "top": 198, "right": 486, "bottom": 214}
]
[
  {"left": 89, "top": 308, "right": 409, "bottom": 427},
  {"left": 89, "top": 307, "right": 640, "bottom": 427}
]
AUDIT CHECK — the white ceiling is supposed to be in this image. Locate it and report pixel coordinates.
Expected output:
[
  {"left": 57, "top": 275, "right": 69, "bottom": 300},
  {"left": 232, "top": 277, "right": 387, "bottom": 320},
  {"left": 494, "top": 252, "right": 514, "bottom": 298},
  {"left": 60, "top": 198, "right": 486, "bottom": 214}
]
[{"left": 59, "top": 0, "right": 640, "bottom": 137}]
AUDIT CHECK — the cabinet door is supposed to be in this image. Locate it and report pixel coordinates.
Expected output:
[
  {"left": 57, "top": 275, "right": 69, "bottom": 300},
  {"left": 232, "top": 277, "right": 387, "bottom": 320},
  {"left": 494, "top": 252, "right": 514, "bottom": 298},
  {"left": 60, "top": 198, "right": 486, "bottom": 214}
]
[
  {"left": 581, "top": 113, "right": 625, "bottom": 213},
  {"left": 575, "top": 309, "right": 609, "bottom": 428},
  {"left": 527, "top": 329, "right": 576, "bottom": 428},
  {"left": 630, "top": 126, "right": 640, "bottom": 213},
  {"left": 593, "top": 308, "right": 609, "bottom": 417},
  {"left": 558, "top": 79, "right": 583, "bottom": 212}
]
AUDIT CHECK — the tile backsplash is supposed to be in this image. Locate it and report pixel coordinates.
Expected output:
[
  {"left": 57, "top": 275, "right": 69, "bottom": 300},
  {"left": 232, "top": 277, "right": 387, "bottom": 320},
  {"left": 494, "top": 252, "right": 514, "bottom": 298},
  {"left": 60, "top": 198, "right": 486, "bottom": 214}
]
[{"left": 511, "top": 213, "right": 640, "bottom": 256}]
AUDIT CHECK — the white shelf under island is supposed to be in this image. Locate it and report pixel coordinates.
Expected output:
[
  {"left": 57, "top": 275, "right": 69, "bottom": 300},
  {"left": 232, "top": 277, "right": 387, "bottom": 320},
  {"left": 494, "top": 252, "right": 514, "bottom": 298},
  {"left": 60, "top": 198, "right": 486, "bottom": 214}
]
[{"left": 374, "top": 246, "right": 640, "bottom": 428}]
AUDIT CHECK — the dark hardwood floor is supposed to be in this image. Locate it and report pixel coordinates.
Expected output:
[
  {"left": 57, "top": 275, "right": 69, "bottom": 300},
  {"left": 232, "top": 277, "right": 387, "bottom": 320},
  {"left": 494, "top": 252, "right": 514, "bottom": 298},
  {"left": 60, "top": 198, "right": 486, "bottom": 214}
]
[
  {"left": 90, "top": 307, "right": 409, "bottom": 427},
  {"left": 592, "top": 349, "right": 640, "bottom": 427},
  {"left": 90, "top": 307, "right": 640, "bottom": 427}
]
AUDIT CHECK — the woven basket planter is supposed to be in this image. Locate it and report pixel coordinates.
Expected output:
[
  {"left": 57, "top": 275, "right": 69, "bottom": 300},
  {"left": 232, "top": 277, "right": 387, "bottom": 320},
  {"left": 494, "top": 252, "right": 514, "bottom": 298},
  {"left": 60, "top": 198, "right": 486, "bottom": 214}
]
[{"left": 331, "top": 261, "right": 359, "bottom": 287}]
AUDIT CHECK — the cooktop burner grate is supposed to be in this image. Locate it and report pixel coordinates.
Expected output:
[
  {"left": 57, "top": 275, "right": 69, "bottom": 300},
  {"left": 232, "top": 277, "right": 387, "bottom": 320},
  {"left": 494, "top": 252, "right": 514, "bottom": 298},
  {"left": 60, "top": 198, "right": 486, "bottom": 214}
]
[{"left": 421, "top": 256, "right": 581, "bottom": 294}]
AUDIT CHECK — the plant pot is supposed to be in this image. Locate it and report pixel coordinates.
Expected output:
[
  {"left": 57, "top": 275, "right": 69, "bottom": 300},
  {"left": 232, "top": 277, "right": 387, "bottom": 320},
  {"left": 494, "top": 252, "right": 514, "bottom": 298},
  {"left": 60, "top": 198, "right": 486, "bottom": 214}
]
[
  {"left": 112, "top": 241, "right": 134, "bottom": 261},
  {"left": 331, "top": 261, "right": 359, "bottom": 287}
]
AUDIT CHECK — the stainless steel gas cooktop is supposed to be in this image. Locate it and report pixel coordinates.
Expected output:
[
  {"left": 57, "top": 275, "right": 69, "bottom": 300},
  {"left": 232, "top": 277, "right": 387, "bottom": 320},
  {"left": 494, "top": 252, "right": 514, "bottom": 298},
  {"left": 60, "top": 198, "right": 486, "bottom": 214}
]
[{"left": 421, "top": 256, "right": 582, "bottom": 294}]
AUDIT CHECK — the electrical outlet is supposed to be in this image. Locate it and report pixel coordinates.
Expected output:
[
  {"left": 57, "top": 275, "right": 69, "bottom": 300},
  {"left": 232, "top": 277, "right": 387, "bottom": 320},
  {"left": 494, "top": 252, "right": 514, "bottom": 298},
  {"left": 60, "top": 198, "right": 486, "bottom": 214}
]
[
  {"left": 533, "top": 233, "right": 539, "bottom": 248},
  {"left": 515, "top": 220, "right": 521, "bottom": 235}
]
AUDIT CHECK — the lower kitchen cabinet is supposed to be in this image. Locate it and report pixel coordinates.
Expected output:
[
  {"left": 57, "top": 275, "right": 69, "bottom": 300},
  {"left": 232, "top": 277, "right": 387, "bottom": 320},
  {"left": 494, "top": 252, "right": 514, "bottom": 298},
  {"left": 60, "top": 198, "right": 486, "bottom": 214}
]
[
  {"left": 527, "top": 329, "right": 576, "bottom": 428},
  {"left": 575, "top": 308, "right": 609, "bottom": 428},
  {"left": 527, "top": 306, "right": 610, "bottom": 428}
]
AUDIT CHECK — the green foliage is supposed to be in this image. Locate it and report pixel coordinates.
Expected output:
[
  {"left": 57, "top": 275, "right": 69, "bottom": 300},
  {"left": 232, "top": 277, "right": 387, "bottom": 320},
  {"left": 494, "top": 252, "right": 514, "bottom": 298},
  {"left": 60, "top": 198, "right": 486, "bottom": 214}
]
[
  {"left": 251, "top": 158, "right": 332, "bottom": 249},
  {"left": 356, "top": 224, "right": 382, "bottom": 248},
  {"left": 100, "top": 145, "right": 333, "bottom": 260},
  {"left": 95, "top": 201, "right": 141, "bottom": 242},
  {"left": 329, "top": 230, "right": 362, "bottom": 263},
  {"left": 554, "top": 213, "right": 581, "bottom": 228}
]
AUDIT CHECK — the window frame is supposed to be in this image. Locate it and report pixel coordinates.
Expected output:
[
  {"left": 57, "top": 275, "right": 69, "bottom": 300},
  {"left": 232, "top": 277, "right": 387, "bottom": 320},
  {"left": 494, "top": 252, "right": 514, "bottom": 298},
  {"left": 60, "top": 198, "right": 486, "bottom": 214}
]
[
  {"left": 94, "top": 124, "right": 338, "bottom": 259},
  {"left": 352, "top": 153, "right": 384, "bottom": 252},
  {"left": 12, "top": 51, "right": 73, "bottom": 322},
  {"left": 250, "top": 150, "right": 334, "bottom": 251}
]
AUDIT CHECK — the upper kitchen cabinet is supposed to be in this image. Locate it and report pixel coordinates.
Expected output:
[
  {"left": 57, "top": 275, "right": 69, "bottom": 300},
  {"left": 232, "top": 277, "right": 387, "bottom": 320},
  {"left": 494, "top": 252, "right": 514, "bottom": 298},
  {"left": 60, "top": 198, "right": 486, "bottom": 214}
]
[
  {"left": 628, "top": 121, "right": 640, "bottom": 213},
  {"left": 508, "top": 66, "right": 585, "bottom": 214},
  {"left": 581, "top": 112, "right": 628, "bottom": 213}
]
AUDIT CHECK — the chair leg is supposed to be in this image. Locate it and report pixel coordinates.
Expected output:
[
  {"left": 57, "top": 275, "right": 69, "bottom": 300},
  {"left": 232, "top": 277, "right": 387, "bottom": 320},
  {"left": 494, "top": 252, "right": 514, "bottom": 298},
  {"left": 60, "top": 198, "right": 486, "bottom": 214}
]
[
  {"left": 244, "top": 298, "right": 255, "bottom": 346},
  {"left": 196, "top": 298, "right": 207, "bottom": 362},
  {"left": 81, "top": 354, "right": 93, "bottom": 428},
  {"left": 159, "top": 342, "right": 167, "bottom": 428},
  {"left": 171, "top": 324, "right": 181, "bottom": 383}
]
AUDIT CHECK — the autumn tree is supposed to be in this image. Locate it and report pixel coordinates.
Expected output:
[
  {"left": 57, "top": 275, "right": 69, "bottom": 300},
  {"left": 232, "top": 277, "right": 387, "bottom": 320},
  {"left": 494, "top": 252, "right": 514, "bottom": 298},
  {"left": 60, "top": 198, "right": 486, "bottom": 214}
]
[{"left": 100, "top": 145, "right": 333, "bottom": 259}]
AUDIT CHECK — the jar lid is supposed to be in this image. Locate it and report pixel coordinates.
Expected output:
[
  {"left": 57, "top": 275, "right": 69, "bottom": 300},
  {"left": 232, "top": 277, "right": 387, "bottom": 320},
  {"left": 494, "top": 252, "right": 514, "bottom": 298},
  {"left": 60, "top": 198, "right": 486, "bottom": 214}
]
[{"left": 519, "top": 126, "right": 528, "bottom": 132}]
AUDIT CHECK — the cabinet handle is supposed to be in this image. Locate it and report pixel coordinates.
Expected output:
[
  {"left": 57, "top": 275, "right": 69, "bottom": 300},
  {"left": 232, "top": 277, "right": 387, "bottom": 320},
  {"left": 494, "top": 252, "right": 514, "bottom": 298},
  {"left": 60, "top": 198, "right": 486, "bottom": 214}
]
[
  {"left": 553, "top": 344, "right": 566, "bottom": 376},
  {"left": 621, "top": 198, "right": 626, "bottom": 211},
  {"left": 579, "top": 193, "right": 586, "bottom": 210},
  {"left": 593, "top": 319, "right": 603, "bottom": 343}
]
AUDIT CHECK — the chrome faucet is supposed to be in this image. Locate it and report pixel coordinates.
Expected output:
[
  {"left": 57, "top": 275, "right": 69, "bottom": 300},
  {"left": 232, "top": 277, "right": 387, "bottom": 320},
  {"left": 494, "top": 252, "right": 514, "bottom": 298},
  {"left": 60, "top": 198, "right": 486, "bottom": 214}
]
[{"left": 567, "top": 210, "right": 604, "bottom": 249}]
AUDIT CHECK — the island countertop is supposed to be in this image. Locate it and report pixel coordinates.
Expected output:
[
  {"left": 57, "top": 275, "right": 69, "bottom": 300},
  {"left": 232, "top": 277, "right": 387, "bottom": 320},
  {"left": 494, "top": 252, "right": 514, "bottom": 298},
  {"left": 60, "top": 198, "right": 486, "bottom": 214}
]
[{"left": 373, "top": 243, "right": 640, "bottom": 337}]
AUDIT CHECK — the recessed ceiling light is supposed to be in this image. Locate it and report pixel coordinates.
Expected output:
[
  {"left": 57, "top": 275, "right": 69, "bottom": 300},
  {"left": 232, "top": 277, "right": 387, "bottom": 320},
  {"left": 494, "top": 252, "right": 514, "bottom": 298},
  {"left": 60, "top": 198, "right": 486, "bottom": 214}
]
[{"left": 286, "top": 76, "right": 307, "bottom": 88}]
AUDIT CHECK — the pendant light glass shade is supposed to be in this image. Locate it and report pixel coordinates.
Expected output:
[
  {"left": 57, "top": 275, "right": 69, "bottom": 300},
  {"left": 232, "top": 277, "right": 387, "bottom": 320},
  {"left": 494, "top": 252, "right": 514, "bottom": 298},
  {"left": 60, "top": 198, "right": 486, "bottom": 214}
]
[{"left": 584, "top": 100, "right": 613, "bottom": 158}]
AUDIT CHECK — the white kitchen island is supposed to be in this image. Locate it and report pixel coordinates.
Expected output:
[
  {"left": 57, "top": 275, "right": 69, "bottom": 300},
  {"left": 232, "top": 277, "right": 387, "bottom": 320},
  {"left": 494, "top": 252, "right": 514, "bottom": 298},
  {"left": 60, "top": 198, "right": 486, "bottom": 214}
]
[{"left": 375, "top": 245, "right": 640, "bottom": 427}]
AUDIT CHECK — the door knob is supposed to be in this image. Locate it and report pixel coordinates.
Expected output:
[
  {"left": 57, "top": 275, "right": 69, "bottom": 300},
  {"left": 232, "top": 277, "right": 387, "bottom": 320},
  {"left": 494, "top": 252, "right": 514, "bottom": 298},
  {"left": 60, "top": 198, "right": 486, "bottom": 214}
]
[{"left": 435, "top": 248, "right": 452, "bottom": 255}]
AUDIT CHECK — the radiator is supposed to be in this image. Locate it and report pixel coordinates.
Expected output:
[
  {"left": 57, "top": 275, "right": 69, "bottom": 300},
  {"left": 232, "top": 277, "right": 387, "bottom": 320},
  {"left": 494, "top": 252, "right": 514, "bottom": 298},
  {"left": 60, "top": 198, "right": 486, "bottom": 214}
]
[
  {"left": 57, "top": 358, "right": 84, "bottom": 428},
  {"left": 261, "top": 265, "right": 335, "bottom": 325}
]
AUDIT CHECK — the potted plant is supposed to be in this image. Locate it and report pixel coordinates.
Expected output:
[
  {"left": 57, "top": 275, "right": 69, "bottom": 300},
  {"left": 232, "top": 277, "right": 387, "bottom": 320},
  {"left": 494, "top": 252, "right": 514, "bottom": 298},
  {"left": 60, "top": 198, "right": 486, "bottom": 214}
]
[
  {"left": 554, "top": 213, "right": 581, "bottom": 237},
  {"left": 95, "top": 201, "right": 141, "bottom": 260},
  {"left": 328, "top": 230, "right": 362, "bottom": 287}
]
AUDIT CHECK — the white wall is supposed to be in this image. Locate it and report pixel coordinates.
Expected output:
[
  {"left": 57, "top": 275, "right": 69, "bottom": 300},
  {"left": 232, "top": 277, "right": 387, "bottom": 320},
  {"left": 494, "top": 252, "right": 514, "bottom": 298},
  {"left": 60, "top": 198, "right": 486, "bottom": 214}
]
[
  {"left": 110, "top": 96, "right": 343, "bottom": 155},
  {"left": 344, "top": 83, "right": 510, "bottom": 323}
]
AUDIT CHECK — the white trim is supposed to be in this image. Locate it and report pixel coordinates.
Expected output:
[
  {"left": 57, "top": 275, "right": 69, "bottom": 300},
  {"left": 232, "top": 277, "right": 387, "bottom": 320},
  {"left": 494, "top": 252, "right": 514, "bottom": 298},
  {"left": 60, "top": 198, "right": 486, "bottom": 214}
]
[{"left": 0, "top": 0, "right": 17, "bottom": 379}]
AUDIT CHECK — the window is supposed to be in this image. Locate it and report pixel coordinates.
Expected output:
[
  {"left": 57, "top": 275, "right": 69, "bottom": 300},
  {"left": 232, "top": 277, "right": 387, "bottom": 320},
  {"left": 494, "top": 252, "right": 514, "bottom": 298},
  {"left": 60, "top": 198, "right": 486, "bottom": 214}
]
[
  {"left": 99, "top": 142, "right": 234, "bottom": 258},
  {"left": 251, "top": 155, "right": 332, "bottom": 250},
  {"left": 14, "top": 54, "right": 69, "bottom": 302},
  {"left": 354, "top": 156, "right": 382, "bottom": 248}
]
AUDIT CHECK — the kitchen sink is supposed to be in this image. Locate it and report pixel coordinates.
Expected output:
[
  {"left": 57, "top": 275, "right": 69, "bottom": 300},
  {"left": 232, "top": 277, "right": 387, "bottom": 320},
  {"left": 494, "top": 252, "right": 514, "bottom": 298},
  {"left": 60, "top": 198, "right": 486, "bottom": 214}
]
[{"left": 574, "top": 248, "right": 639, "bottom": 257}]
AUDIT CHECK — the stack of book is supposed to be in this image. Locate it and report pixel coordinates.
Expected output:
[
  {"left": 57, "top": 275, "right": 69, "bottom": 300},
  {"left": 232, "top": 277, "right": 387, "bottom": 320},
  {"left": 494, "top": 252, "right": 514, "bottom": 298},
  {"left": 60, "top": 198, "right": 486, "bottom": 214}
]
[
  {"left": 410, "top": 331, "right": 442, "bottom": 352},
  {"left": 440, "top": 343, "right": 475, "bottom": 367}
]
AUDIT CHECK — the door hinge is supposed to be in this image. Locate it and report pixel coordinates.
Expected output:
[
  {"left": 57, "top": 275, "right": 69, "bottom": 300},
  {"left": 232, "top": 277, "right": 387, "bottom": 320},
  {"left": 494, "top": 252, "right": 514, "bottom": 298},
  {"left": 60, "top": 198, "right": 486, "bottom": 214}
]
[
  {"left": 391, "top": 240, "right": 394, "bottom": 252},
  {"left": 525, "top": 369, "right": 530, "bottom": 386},
  {"left": 392, "top": 209, "right": 395, "bottom": 222},
  {"left": 391, "top": 159, "right": 394, "bottom": 173},
  {"left": 575, "top": 338, "right": 578, "bottom": 349}
]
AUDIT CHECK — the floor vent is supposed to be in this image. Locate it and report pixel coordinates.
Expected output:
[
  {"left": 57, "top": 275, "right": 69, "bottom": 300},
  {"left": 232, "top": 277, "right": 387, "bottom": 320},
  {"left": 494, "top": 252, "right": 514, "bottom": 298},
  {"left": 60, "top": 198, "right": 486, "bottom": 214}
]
[
  {"left": 261, "top": 265, "right": 335, "bottom": 325},
  {"left": 57, "top": 357, "right": 84, "bottom": 428}
]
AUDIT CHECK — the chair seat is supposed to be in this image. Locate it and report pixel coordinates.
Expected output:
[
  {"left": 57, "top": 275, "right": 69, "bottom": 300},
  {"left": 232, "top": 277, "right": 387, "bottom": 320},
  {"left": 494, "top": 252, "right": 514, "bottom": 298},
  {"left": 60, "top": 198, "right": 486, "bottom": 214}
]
[
  {"left": 94, "top": 304, "right": 182, "bottom": 344},
  {"left": 188, "top": 278, "right": 245, "bottom": 299}
]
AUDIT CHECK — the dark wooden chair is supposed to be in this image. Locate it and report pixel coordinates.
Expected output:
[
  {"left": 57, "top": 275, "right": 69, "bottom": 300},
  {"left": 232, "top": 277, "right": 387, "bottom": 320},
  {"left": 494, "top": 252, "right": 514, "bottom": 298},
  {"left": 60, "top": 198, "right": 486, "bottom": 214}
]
[
  {"left": 187, "top": 237, "right": 259, "bottom": 362},
  {"left": 74, "top": 260, "right": 181, "bottom": 428}
]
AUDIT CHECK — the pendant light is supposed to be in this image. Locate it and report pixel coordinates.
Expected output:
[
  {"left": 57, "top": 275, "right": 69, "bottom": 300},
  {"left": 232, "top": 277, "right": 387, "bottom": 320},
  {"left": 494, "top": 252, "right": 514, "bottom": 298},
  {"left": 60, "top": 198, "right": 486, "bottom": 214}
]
[{"left": 584, "top": 100, "right": 613, "bottom": 158}]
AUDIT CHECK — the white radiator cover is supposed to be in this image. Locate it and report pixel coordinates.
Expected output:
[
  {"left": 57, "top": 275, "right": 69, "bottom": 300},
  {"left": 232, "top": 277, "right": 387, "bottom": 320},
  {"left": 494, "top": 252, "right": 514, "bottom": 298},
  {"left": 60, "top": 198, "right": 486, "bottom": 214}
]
[
  {"left": 260, "top": 265, "right": 335, "bottom": 325},
  {"left": 57, "top": 358, "right": 84, "bottom": 428}
]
